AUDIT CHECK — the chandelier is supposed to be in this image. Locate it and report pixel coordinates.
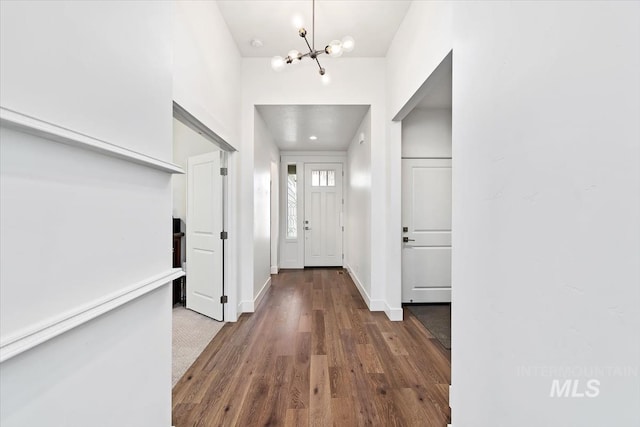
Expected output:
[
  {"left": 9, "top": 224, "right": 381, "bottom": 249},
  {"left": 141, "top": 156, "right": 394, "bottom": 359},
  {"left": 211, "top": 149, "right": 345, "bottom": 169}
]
[{"left": 270, "top": 0, "right": 355, "bottom": 85}]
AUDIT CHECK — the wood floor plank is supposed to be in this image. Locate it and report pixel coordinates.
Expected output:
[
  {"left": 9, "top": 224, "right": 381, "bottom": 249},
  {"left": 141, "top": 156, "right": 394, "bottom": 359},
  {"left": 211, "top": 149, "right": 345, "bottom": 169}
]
[
  {"left": 381, "top": 331, "right": 410, "bottom": 356},
  {"left": 172, "top": 268, "right": 450, "bottom": 427},
  {"left": 312, "top": 310, "right": 326, "bottom": 355},
  {"left": 289, "top": 332, "right": 311, "bottom": 410},
  {"left": 356, "top": 343, "right": 385, "bottom": 374},
  {"left": 331, "top": 398, "right": 357, "bottom": 427},
  {"left": 285, "top": 409, "right": 309, "bottom": 427},
  {"left": 309, "top": 355, "right": 332, "bottom": 427}
]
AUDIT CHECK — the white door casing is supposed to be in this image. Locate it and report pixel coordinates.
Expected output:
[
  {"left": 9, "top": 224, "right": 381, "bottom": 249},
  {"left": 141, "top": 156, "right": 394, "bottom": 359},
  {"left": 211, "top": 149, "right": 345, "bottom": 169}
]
[
  {"left": 304, "top": 163, "right": 344, "bottom": 267},
  {"left": 186, "top": 151, "right": 223, "bottom": 320},
  {"left": 402, "top": 158, "right": 452, "bottom": 302}
]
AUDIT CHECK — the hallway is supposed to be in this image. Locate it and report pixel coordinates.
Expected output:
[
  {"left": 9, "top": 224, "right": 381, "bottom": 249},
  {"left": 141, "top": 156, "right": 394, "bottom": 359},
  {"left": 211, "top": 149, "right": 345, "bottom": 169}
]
[{"left": 172, "top": 269, "right": 451, "bottom": 426}]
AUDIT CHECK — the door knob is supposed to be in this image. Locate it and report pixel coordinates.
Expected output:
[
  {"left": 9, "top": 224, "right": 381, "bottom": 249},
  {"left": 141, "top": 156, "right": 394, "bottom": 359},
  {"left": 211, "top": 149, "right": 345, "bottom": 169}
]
[
  {"left": 403, "top": 237, "right": 415, "bottom": 243},
  {"left": 305, "top": 226, "right": 311, "bottom": 230}
]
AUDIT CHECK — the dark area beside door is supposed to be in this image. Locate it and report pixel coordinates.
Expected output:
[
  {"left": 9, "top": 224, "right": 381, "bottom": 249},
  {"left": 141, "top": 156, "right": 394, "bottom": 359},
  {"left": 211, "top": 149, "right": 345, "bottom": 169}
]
[{"left": 173, "top": 218, "right": 185, "bottom": 306}]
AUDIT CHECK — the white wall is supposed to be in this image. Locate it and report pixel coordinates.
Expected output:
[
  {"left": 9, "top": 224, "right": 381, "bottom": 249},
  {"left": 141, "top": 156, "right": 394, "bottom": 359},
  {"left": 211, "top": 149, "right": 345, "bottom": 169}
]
[
  {"left": 402, "top": 108, "right": 452, "bottom": 158},
  {"left": 173, "top": 0, "right": 242, "bottom": 321},
  {"left": 253, "top": 110, "right": 279, "bottom": 304},
  {"left": 346, "top": 109, "right": 372, "bottom": 301},
  {"left": 0, "top": 1, "right": 174, "bottom": 426},
  {"left": 450, "top": 2, "right": 640, "bottom": 425},
  {"left": 387, "top": 1, "right": 453, "bottom": 120},
  {"left": 239, "top": 58, "right": 394, "bottom": 317},
  {"left": 173, "top": 0, "right": 241, "bottom": 146}
]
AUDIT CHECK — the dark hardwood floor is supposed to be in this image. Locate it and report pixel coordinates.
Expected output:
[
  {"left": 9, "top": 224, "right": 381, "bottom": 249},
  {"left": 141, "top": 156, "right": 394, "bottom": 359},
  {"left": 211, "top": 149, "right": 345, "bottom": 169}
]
[{"left": 172, "top": 268, "right": 451, "bottom": 426}]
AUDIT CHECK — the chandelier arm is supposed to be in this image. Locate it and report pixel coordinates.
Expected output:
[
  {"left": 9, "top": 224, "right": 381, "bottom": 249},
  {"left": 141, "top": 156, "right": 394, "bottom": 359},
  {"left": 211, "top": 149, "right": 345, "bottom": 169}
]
[{"left": 302, "top": 34, "right": 313, "bottom": 55}]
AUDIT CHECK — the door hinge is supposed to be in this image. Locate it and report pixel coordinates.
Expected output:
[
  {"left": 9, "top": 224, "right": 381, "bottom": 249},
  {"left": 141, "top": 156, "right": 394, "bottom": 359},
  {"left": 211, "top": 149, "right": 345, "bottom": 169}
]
[
  {"left": 220, "top": 295, "right": 228, "bottom": 304},
  {"left": 220, "top": 231, "right": 228, "bottom": 240},
  {"left": 342, "top": 226, "right": 344, "bottom": 232},
  {"left": 342, "top": 254, "right": 344, "bottom": 260},
  {"left": 342, "top": 198, "right": 344, "bottom": 205},
  {"left": 220, "top": 167, "right": 228, "bottom": 176}
]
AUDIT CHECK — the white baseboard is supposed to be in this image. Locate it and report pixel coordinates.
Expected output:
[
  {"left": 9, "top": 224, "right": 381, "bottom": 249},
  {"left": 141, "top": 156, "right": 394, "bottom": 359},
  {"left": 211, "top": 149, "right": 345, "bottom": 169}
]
[
  {"left": 345, "top": 265, "right": 403, "bottom": 322},
  {"left": 254, "top": 276, "right": 271, "bottom": 310},
  {"left": 385, "top": 302, "right": 404, "bottom": 321},
  {"left": 345, "top": 264, "right": 372, "bottom": 307},
  {"left": 270, "top": 265, "right": 279, "bottom": 275},
  {"left": 345, "top": 264, "right": 386, "bottom": 311},
  {"left": 238, "top": 300, "right": 253, "bottom": 313},
  {"left": 238, "top": 276, "right": 272, "bottom": 315},
  {"left": 0, "top": 268, "right": 183, "bottom": 362}
]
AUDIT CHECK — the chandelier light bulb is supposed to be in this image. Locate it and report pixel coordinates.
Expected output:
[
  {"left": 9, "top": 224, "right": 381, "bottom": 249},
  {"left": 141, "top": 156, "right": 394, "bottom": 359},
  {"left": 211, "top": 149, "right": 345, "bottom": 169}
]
[
  {"left": 341, "top": 36, "right": 355, "bottom": 53},
  {"left": 288, "top": 50, "right": 301, "bottom": 64},
  {"left": 321, "top": 72, "right": 331, "bottom": 86},
  {"left": 271, "top": 56, "right": 285, "bottom": 71},
  {"left": 292, "top": 14, "right": 305, "bottom": 30},
  {"left": 327, "top": 40, "right": 343, "bottom": 58}
]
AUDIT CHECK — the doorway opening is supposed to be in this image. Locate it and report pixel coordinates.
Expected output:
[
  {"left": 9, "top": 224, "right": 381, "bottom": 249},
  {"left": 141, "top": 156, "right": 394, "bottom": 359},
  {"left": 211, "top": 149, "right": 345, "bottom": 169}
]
[
  {"left": 399, "top": 52, "right": 452, "bottom": 352},
  {"left": 170, "top": 103, "right": 236, "bottom": 385},
  {"left": 254, "top": 104, "right": 369, "bottom": 273}
]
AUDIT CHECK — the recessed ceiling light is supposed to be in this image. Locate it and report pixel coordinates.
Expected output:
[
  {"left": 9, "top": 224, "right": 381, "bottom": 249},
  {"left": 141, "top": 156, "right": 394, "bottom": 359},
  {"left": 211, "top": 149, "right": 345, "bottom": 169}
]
[
  {"left": 309, "top": 135, "right": 318, "bottom": 140},
  {"left": 250, "top": 38, "right": 263, "bottom": 48}
]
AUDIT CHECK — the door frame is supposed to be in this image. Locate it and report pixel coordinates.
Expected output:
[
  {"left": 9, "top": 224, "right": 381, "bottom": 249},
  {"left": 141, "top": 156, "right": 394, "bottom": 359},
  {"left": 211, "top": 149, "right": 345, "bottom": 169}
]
[
  {"left": 173, "top": 102, "right": 237, "bottom": 321},
  {"left": 279, "top": 152, "right": 347, "bottom": 269},
  {"left": 303, "top": 162, "right": 344, "bottom": 267}
]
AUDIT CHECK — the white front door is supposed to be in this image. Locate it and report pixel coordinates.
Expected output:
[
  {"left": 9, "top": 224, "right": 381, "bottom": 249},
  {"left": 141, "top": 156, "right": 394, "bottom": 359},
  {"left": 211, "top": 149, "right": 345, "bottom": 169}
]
[
  {"left": 304, "top": 163, "right": 343, "bottom": 266},
  {"left": 402, "top": 158, "right": 452, "bottom": 303},
  {"left": 186, "top": 151, "right": 223, "bottom": 320}
]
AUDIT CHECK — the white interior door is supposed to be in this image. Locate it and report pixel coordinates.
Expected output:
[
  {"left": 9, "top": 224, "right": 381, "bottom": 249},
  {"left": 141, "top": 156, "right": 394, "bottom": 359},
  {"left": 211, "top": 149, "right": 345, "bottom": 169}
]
[
  {"left": 186, "top": 151, "right": 223, "bottom": 320},
  {"left": 402, "top": 158, "right": 452, "bottom": 303},
  {"left": 304, "top": 163, "right": 343, "bottom": 266}
]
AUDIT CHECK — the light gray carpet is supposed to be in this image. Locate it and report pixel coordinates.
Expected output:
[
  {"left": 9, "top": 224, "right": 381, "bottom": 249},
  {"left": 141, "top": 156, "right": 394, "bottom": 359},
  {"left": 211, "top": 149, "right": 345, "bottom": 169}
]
[
  {"left": 172, "top": 307, "right": 224, "bottom": 387},
  {"left": 407, "top": 303, "right": 451, "bottom": 350}
]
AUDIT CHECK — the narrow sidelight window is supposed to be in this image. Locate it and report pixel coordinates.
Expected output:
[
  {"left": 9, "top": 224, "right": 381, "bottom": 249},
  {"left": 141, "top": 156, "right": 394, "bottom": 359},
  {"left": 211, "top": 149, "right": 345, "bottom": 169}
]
[{"left": 287, "top": 164, "right": 297, "bottom": 238}]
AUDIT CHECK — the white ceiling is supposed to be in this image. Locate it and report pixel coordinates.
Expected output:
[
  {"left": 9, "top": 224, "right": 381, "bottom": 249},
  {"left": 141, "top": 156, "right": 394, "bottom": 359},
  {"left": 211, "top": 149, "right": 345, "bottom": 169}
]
[
  {"left": 256, "top": 105, "right": 369, "bottom": 151},
  {"left": 217, "top": 1, "right": 411, "bottom": 57}
]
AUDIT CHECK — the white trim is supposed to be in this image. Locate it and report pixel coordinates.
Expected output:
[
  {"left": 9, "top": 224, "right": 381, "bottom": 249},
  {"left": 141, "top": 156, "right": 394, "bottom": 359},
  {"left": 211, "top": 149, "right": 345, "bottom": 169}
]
[
  {"left": 346, "top": 264, "right": 400, "bottom": 320},
  {"left": 0, "top": 107, "right": 184, "bottom": 174},
  {"left": 345, "top": 264, "right": 384, "bottom": 311},
  {"left": 345, "top": 264, "right": 370, "bottom": 306},
  {"left": 385, "top": 302, "right": 404, "bottom": 321},
  {"left": 270, "top": 266, "right": 279, "bottom": 275},
  {"left": 369, "top": 299, "right": 386, "bottom": 311},
  {"left": 254, "top": 277, "right": 272, "bottom": 311},
  {"left": 238, "top": 300, "right": 254, "bottom": 313},
  {"left": 0, "top": 269, "right": 184, "bottom": 362}
]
